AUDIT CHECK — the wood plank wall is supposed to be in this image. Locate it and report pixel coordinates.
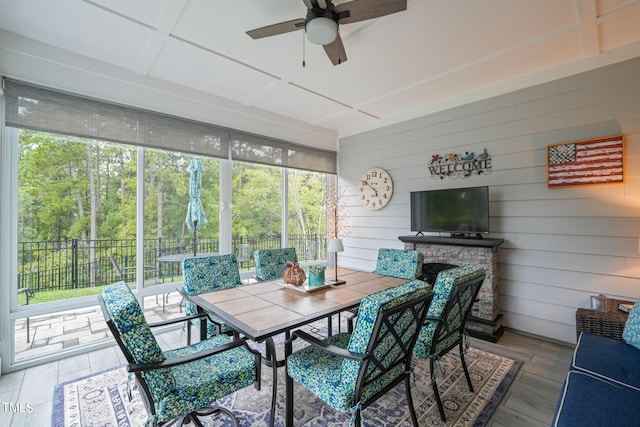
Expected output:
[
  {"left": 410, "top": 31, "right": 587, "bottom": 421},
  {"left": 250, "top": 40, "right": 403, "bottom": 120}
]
[{"left": 338, "top": 57, "right": 640, "bottom": 344}]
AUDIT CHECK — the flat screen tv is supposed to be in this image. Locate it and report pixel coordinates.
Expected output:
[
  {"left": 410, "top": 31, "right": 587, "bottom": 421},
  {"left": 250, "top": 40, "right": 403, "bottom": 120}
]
[{"left": 410, "top": 186, "right": 489, "bottom": 237}]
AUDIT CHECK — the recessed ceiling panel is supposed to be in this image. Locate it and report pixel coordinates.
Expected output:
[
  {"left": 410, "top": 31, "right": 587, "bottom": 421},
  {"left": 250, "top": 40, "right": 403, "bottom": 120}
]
[
  {"left": 598, "top": 3, "right": 640, "bottom": 50},
  {"left": 171, "top": 0, "right": 308, "bottom": 76},
  {"left": 313, "top": 109, "right": 379, "bottom": 131},
  {"left": 148, "top": 37, "right": 278, "bottom": 103},
  {"left": 597, "top": 0, "right": 636, "bottom": 15},
  {"left": 0, "top": 0, "right": 154, "bottom": 70},
  {"left": 291, "top": 0, "right": 579, "bottom": 108},
  {"left": 249, "top": 81, "right": 349, "bottom": 124},
  {"left": 87, "top": 0, "right": 172, "bottom": 27},
  {"left": 359, "top": 29, "right": 584, "bottom": 120}
]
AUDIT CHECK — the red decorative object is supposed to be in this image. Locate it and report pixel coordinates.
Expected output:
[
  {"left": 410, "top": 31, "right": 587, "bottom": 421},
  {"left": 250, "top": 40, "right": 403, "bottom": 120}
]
[
  {"left": 283, "top": 261, "right": 306, "bottom": 286},
  {"left": 547, "top": 135, "right": 624, "bottom": 187}
]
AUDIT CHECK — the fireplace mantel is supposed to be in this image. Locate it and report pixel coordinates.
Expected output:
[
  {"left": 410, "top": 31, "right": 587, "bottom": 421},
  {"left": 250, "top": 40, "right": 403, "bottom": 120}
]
[
  {"left": 399, "top": 235, "right": 504, "bottom": 342},
  {"left": 398, "top": 235, "right": 504, "bottom": 248}
]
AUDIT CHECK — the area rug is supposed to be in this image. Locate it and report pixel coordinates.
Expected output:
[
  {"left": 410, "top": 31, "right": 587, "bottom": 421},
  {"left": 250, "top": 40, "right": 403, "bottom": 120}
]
[{"left": 52, "top": 345, "right": 521, "bottom": 427}]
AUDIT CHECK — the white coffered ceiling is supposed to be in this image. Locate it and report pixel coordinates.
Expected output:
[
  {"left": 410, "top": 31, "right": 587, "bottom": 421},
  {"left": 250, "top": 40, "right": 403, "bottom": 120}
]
[{"left": 1, "top": 0, "right": 640, "bottom": 142}]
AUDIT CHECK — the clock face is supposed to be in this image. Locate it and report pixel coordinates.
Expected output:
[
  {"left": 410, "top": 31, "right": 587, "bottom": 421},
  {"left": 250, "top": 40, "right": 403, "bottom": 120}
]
[{"left": 359, "top": 168, "right": 393, "bottom": 210}]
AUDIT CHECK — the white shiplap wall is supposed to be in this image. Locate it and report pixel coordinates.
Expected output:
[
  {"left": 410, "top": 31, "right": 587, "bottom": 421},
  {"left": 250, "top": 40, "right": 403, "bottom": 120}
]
[{"left": 338, "top": 57, "right": 640, "bottom": 344}]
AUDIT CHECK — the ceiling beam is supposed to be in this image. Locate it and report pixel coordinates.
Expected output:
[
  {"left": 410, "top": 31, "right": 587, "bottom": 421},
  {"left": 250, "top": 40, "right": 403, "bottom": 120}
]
[
  {"left": 134, "top": 0, "right": 189, "bottom": 75},
  {"left": 576, "top": 0, "right": 600, "bottom": 57}
]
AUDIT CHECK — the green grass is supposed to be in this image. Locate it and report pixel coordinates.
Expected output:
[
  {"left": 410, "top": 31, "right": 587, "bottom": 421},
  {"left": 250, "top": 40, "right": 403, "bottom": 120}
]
[
  {"left": 19, "top": 278, "right": 176, "bottom": 305},
  {"left": 19, "top": 285, "right": 112, "bottom": 305}
]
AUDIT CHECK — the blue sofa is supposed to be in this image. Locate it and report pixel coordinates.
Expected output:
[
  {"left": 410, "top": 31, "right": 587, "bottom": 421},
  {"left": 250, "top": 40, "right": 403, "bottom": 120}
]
[{"left": 551, "top": 332, "right": 640, "bottom": 426}]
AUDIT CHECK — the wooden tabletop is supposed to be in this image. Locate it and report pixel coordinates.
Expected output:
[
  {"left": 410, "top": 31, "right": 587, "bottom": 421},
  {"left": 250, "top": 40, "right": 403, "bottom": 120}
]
[{"left": 190, "top": 267, "right": 407, "bottom": 342}]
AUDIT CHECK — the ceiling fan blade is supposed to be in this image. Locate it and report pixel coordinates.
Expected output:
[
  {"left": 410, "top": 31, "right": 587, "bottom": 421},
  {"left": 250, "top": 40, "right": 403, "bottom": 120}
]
[
  {"left": 323, "top": 33, "right": 347, "bottom": 66},
  {"left": 303, "top": 0, "right": 329, "bottom": 8},
  {"left": 246, "top": 18, "right": 306, "bottom": 39},
  {"left": 335, "top": 0, "right": 407, "bottom": 24}
]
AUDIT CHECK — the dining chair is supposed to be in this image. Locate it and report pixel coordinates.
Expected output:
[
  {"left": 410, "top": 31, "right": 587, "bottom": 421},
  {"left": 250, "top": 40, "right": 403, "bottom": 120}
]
[
  {"left": 412, "top": 264, "right": 486, "bottom": 422},
  {"left": 254, "top": 247, "right": 298, "bottom": 281},
  {"left": 255, "top": 246, "right": 338, "bottom": 337},
  {"left": 346, "top": 247, "right": 425, "bottom": 333},
  {"left": 285, "top": 279, "right": 434, "bottom": 427},
  {"left": 98, "top": 281, "right": 261, "bottom": 426},
  {"left": 374, "top": 248, "right": 424, "bottom": 280},
  {"left": 109, "top": 253, "right": 170, "bottom": 310},
  {"left": 181, "top": 254, "right": 243, "bottom": 343},
  {"left": 109, "top": 252, "right": 162, "bottom": 282}
]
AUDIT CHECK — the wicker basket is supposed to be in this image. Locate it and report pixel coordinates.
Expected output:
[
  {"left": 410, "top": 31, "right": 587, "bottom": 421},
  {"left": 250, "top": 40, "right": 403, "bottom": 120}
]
[{"left": 575, "top": 298, "right": 632, "bottom": 341}]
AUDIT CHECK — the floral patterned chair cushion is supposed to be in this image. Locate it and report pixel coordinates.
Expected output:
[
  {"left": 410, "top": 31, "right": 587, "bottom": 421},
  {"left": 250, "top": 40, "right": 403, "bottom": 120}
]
[
  {"left": 182, "top": 254, "right": 243, "bottom": 337},
  {"left": 374, "top": 248, "right": 424, "bottom": 280},
  {"left": 101, "top": 281, "right": 256, "bottom": 425},
  {"left": 102, "top": 282, "right": 175, "bottom": 401},
  {"left": 287, "top": 279, "right": 432, "bottom": 412},
  {"left": 426, "top": 263, "right": 485, "bottom": 318},
  {"left": 413, "top": 264, "right": 485, "bottom": 359},
  {"left": 152, "top": 335, "right": 256, "bottom": 424},
  {"left": 254, "top": 248, "right": 298, "bottom": 281}
]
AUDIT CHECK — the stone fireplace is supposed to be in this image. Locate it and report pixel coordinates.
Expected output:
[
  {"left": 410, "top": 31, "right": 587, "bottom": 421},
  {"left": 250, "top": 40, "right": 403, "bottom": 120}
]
[{"left": 399, "top": 235, "right": 504, "bottom": 342}]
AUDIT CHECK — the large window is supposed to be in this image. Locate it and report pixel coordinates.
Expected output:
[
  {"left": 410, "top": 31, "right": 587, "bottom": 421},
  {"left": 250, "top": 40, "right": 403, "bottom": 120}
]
[
  {"left": 2, "top": 78, "right": 335, "bottom": 368},
  {"left": 18, "top": 130, "right": 140, "bottom": 302},
  {"left": 145, "top": 151, "right": 220, "bottom": 281}
]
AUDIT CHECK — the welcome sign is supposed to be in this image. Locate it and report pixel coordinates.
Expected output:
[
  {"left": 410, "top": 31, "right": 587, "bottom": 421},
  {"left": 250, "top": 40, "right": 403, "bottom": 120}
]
[{"left": 428, "top": 149, "right": 492, "bottom": 179}]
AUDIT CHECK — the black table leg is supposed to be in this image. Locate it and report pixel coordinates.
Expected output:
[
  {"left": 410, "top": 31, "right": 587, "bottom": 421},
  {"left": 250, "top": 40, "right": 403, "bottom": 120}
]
[
  {"left": 265, "top": 337, "right": 278, "bottom": 427},
  {"left": 285, "top": 337, "right": 294, "bottom": 427}
]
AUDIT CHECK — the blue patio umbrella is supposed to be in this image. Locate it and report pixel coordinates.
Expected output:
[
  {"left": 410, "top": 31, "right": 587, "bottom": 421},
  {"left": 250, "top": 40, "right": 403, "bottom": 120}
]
[{"left": 185, "top": 157, "right": 207, "bottom": 256}]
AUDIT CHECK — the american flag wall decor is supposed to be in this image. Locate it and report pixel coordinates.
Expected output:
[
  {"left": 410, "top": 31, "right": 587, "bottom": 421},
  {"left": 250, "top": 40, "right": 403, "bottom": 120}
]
[{"left": 546, "top": 135, "right": 624, "bottom": 188}]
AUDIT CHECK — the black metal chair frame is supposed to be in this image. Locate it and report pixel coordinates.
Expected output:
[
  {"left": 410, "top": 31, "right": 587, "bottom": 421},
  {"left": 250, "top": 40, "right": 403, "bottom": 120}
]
[
  {"left": 18, "top": 287, "right": 35, "bottom": 342},
  {"left": 176, "top": 286, "right": 231, "bottom": 345},
  {"left": 423, "top": 273, "right": 485, "bottom": 421},
  {"left": 284, "top": 291, "right": 434, "bottom": 427},
  {"left": 98, "top": 295, "right": 262, "bottom": 427},
  {"left": 109, "top": 253, "right": 172, "bottom": 311}
]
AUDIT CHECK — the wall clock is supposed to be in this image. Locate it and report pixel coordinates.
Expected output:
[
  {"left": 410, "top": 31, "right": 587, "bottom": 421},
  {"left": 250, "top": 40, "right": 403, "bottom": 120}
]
[{"left": 359, "top": 168, "right": 394, "bottom": 210}]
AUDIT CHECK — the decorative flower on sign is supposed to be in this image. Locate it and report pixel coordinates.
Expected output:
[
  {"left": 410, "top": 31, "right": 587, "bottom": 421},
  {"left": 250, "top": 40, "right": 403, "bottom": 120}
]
[{"left": 428, "top": 148, "right": 492, "bottom": 179}]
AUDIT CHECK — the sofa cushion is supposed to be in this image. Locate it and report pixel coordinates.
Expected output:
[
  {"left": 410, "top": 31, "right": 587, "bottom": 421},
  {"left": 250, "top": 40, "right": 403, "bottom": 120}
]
[
  {"left": 572, "top": 332, "right": 640, "bottom": 392},
  {"left": 552, "top": 370, "right": 640, "bottom": 427},
  {"left": 622, "top": 298, "right": 640, "bottom": 350}
]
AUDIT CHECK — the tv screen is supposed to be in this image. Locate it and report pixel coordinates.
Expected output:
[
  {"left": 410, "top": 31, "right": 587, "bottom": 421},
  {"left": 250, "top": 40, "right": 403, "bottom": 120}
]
[{"left": 410, "top": 186, "right": 489, "bottom": 235}]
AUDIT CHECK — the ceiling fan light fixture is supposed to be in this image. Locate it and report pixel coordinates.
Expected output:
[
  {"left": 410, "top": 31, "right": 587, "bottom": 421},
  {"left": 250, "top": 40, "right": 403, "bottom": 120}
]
[{"left": 306, "top": 17, "right": 338, "bottom": 45}]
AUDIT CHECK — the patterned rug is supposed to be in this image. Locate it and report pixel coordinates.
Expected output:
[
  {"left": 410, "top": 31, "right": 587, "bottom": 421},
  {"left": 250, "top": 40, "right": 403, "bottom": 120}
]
[{"left": 52, "top": 343, "right": 520, "bottom": 427}]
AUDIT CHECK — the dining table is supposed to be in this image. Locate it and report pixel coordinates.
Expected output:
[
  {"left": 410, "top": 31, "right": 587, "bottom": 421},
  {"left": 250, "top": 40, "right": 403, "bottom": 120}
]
[{"left": 190, "top": 267, "right": 407, "bottom": 427}]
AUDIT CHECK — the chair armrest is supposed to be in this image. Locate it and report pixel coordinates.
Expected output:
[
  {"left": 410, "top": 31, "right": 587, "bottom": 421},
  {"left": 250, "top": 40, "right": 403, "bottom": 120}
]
[
  {"left": 148, "top": 312, "right": 208, "bottom": 328},
  {"left": 128, "top": 338, "right": 251, "bottom": 372},
  {"left": 176, "top": 286, "right": 226, "bottom": 331},
  {"left": 422, "top": 315, "right": 443, "bottom": 327},
  {"left": 285, "top": 330, "right": 365, "bottom": 361}
]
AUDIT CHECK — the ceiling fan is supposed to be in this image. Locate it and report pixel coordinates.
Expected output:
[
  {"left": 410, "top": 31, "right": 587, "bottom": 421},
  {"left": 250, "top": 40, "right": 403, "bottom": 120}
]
[{"left": 246, "top": 0, "right": 407, "bottom": 66}]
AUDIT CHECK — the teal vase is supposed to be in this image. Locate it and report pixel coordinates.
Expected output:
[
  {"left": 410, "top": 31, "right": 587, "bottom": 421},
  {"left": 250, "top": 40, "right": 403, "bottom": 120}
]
[{"left": 309, "top": 270, "right": 325, "bottom": 286}]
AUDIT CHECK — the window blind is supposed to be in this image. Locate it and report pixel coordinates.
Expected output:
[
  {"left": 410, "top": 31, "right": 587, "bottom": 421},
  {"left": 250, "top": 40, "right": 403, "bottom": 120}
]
[{"left": 3, "top": 78, "right": 336, "bottom": 174}]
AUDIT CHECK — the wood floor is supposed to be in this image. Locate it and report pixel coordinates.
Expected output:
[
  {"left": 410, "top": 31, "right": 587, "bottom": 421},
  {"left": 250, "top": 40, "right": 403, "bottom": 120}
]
[{"left": 0, "top": 327, "right": 574, "bottom": 426}]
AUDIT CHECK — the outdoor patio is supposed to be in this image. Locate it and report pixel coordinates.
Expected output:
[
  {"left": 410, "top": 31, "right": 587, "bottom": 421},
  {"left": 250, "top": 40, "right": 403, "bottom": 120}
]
[{"left": 14, "top": 291, "right": 184, "bottom": 362}]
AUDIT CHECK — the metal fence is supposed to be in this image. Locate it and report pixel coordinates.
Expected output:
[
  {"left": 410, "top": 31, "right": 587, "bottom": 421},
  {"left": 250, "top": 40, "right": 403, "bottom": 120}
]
[{"left": 18, "top": 234, "right": 327, "bottom": 293}]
